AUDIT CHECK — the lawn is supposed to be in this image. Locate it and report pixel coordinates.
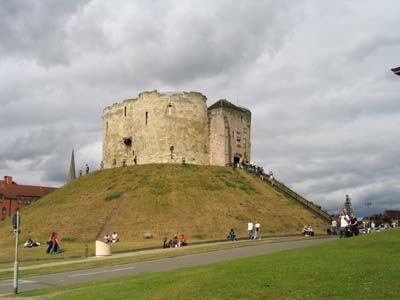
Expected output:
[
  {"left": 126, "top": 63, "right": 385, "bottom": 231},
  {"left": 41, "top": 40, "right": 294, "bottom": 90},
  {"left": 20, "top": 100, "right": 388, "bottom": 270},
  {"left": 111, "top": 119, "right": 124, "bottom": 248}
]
[{"left": 20, "top": 229, "right": 400, "bottom": 299}]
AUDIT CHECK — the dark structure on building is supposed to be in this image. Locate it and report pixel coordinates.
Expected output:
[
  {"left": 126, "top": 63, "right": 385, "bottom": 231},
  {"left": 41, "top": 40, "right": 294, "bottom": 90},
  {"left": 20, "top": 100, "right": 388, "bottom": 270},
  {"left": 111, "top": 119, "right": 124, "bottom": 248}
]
[
  {"left": 343, "top": 194, "right": 354, "bottom": 216},
  {"left": 391, "top": 66, "right": 400, "bottom": 76}
]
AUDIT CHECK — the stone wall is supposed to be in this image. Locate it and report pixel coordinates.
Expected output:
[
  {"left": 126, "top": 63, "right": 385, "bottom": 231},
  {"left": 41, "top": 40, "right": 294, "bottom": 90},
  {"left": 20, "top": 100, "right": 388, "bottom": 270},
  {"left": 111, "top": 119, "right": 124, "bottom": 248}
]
[{"left": 102, "top": 91, "right": 209, "bottom": 168}]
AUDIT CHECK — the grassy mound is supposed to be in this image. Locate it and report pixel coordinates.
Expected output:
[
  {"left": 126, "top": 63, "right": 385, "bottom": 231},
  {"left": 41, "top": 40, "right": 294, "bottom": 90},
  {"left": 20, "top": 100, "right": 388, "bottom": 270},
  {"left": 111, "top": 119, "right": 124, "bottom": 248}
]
[{"left": 0, "top": 164, "right": 327, "bottom": 260}]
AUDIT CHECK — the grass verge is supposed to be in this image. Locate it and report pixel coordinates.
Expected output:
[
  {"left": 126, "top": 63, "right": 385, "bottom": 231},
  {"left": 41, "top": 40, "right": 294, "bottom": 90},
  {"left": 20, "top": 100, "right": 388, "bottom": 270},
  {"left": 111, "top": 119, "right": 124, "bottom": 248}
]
[{"left": 16, "top": 230, "right": 400, "bottom": 299}]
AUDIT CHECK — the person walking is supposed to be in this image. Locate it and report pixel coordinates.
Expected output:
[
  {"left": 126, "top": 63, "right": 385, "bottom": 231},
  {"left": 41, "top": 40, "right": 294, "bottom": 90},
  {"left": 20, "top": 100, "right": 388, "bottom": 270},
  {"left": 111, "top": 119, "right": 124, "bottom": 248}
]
[
  {"left": 47, "top": 232, "right": 60, "bottom": 254},
  {"left": 247, "top": 220, "right": 254, "bottom": 240}
]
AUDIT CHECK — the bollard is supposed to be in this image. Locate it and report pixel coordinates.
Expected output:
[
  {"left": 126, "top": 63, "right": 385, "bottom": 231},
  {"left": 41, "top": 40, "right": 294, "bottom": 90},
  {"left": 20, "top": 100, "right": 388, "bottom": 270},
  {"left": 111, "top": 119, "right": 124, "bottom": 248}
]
[{"left": 84, "top": 244, "right": 89, "bottom": 258}]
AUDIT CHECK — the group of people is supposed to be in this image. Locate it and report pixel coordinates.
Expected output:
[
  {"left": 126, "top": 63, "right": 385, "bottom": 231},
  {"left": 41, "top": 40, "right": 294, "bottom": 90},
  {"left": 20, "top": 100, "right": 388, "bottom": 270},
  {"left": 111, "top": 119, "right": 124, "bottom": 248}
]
[
  {"left": 302, "top": 226, "right": 315, "bottom": 236},
  {"left": 336, "top": 209, "right": 359, "bottom": 239},
  {"left": 104, "top": 232, "right": 119, "bottom": 243},
  {"left": 79, "top": 164, "right": 90, "bottom": 177},
  {"left": 241, "top": 162, "right": 275, "bottom": 186},
  {"left": 163, "top": 234, "right": 187, "bottom": 248},
  {"left": 247, "top": 220, "right": 261, "bottom": 240}
]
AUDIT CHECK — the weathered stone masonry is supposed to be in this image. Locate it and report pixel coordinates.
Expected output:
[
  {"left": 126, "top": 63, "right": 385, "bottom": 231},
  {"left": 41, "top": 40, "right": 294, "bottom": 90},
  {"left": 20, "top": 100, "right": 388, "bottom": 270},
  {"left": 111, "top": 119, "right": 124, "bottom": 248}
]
[{"left": 102, "top": 91, "right": 251, "bottom": 168}]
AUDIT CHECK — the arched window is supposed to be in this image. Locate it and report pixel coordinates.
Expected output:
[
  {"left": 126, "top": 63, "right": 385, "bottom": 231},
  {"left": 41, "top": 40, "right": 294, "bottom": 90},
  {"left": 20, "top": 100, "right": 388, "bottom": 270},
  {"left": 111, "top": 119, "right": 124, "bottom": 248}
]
[{"left": 1, "top": 207, "right": 6, "bottom": 216}]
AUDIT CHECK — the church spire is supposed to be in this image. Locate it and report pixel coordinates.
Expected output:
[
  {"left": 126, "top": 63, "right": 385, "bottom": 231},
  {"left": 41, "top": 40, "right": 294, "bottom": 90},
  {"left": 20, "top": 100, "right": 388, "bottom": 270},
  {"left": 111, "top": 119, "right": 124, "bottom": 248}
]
[{"left": 68, "top": 149, "right": 76, "bottom": 182}]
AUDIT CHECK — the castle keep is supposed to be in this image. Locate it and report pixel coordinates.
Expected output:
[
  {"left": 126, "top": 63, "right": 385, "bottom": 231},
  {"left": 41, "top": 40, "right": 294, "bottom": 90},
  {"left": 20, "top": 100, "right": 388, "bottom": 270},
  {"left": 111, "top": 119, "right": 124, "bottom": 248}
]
[{"left": 102, "top": 91, "right": 251, "bottom": 168}]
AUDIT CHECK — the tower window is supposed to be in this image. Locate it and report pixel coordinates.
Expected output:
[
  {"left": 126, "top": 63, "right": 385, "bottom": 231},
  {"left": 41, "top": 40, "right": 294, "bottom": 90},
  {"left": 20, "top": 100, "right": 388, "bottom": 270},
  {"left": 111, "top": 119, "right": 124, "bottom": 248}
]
[
  {"left": 237, "top": 132, "right": 241, "bottom": 142},
  {"left": 123, "top": 137, "right": 132, "bottom": 147},
  {"left": 146, "top": 112, "right": 148, "bottom": 125},
  {"left": 124, "top": 106, "right": 127, "bottom": 117},
  {"left": 167, "top": 104, "right": 173, "bottom": 115}
]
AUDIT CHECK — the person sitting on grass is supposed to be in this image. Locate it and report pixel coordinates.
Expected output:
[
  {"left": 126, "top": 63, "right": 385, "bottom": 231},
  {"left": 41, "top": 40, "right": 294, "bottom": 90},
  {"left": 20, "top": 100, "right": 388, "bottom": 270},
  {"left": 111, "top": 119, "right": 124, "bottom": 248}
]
[
  {"left": 307, "top": 226, "right": 314, "bottom": 236},
  {"left": 302, "top": 226, "right": 309, "bottom": 236},
  {"left": 24, "top": 238, "right": 40, "bottom": 248},
  {"left": 173, "top": 234, "right": 179, "bottom": 247},
  {"left": 180, "top": 234, "right": 187, "bottom": 247},
  {"left": 104, "top": 234, "right": 111, "bottom": 243},
  {"left": 163, "top": 237, "right": 169, "bottom": 248},
  {"left": 227, "top": 228, "right": 237, "bottom": 241},
  {"left": 111, "top": 232, "right": 119, "bottom": 243}
]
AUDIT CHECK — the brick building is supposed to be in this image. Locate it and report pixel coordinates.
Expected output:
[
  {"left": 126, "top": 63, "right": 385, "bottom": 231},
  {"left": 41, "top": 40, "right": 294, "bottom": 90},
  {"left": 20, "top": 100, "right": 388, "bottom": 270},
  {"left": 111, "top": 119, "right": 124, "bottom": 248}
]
[{"left": 0, "top": 176, "right": 57, "bottom": 220}]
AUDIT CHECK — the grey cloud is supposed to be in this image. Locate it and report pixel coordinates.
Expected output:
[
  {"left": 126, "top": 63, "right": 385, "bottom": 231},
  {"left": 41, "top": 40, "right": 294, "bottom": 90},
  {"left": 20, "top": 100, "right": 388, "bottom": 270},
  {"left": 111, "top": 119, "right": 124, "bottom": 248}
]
[
  {"left": 0, "top": 0, "right": 90, "bottom": 65},
  {"left": 1, "top": 1, "right": 400, "bottom": 217}
]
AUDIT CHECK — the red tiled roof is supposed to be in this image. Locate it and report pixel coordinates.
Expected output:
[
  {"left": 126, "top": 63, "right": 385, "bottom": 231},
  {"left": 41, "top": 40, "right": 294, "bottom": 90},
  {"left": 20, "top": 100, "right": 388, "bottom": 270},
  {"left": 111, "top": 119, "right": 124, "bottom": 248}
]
[{"left": 0, "top": 183, "right": 57, "bottom": 199}]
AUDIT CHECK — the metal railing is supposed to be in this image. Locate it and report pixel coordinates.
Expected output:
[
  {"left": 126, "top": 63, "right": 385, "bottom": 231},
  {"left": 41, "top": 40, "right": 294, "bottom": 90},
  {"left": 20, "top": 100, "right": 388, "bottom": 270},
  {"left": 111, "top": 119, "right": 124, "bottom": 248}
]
[{"left": 243, "top": 168, "right": 331, "bottom": 222}]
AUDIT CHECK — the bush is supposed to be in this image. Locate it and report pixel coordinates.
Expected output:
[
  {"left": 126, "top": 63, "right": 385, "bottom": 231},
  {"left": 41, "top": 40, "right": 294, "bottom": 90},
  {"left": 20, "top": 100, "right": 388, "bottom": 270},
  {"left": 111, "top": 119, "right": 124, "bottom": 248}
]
[
  {"left": 104, "top": 192, "right": 123, "bottom": 201},
  {"left": 61, "top": 237, "right": 77, "bottom": 242}
]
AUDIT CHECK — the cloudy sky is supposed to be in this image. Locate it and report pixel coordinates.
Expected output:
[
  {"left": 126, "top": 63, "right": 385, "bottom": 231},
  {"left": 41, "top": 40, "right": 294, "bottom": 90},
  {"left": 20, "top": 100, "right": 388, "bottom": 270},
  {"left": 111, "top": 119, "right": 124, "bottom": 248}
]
[{"left": 1, "top": 0, "right": 399, "bottom": 217}]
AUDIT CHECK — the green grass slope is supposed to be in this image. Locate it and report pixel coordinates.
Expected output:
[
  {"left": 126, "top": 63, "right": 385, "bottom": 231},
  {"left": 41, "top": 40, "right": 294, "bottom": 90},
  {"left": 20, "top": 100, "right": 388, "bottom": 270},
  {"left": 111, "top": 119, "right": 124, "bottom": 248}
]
[{"left": 0, "top": 164, "right": 327, "bottom": 254}]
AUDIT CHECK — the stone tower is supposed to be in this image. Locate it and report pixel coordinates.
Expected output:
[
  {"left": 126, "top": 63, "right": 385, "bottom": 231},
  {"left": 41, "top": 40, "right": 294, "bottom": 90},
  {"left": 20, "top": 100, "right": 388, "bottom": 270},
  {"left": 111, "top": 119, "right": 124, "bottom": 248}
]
[
  {"left": 102, "top": 90, "right": 251, "bottom": 168},
  {"left": 102, "top": 91, "right": 209, "bottom": 168},
  {"left": 208, "top": 100, "right": 251, "bottom": 166}
]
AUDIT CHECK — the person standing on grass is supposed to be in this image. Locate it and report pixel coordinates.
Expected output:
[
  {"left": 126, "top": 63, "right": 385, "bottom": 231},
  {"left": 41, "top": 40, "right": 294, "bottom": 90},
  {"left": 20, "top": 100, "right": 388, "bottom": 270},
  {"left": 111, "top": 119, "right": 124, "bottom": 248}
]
[
  {"left": 350, "top": 213, "right": 359, "bottom": 236},
  {"left": 254, "top": 221, "right": 261, "bottom": 240},
  {"left": 247, "top": 220, "right": 254, "bottom": 240},
  {"left": 339, "top": 209, "right": 350, "bottom": 239},
  {"left": 331, "top": 218, "right": 338, "bottom": 235},
  {"left": 85, "top": 164, "right": 90, "bottom": 174}
]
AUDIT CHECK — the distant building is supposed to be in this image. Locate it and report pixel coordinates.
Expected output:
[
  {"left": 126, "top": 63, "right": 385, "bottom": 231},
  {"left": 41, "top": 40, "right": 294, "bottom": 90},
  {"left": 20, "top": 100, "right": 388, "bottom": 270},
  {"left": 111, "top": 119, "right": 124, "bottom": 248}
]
[
  {"left": 0, "top": 176, "right": 57, "bottom": 220},
  {"left": 384, "top": 210, "right": 400, "bottom": 221}
]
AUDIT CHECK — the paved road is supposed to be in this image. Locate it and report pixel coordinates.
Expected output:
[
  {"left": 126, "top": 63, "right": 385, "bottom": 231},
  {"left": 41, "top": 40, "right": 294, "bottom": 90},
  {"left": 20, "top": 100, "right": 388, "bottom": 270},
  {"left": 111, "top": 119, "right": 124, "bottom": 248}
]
[{"left": 0, "top": 237, "right": 334, "bottom": 296}]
